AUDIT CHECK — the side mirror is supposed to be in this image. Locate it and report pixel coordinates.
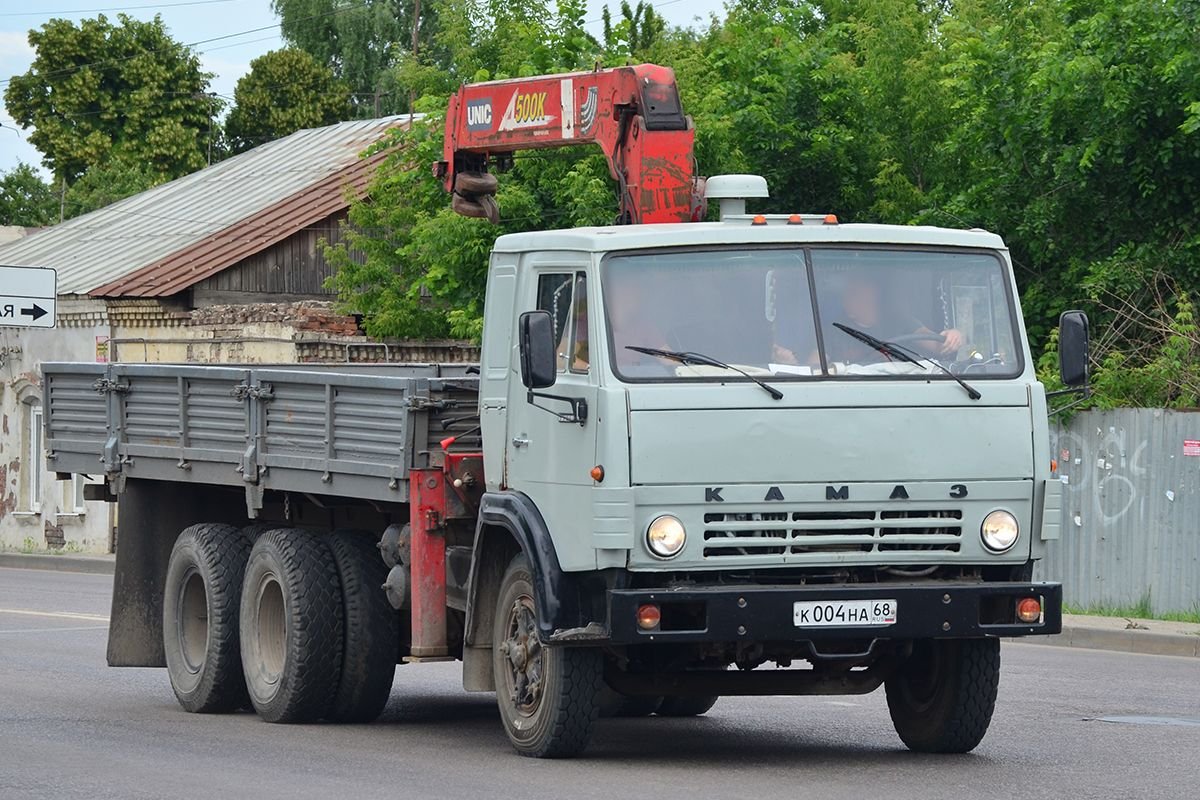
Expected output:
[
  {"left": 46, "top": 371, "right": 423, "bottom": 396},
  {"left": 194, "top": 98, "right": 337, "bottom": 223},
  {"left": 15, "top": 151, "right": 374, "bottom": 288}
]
[
  {"left": 1058, "top": 310, "right": 1090, "bottom": 388},
  {"left": 518, "top": 310, "right": 557, "bottom": 390}
]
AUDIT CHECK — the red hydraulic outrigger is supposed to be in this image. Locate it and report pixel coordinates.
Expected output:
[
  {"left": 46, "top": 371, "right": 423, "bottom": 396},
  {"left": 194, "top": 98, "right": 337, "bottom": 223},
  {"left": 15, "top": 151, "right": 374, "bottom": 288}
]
[{"left": 434, "top": 63, "right": 705, "bottom": 224}]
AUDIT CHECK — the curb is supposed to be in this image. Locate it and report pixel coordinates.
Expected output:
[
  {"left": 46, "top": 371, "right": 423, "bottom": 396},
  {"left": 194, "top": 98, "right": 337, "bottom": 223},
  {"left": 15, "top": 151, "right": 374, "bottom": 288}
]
[
  {"left": 0, "top": 552, "right": 116, "bottom": 575},
  {"left": 1023, "top": 620, "right": 1200, "bottom": 659}
]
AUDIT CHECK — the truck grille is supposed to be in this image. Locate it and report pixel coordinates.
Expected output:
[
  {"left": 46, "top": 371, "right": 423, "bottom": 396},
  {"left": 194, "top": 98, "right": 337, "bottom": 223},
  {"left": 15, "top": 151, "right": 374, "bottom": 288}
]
[{"left": 702, "top": 509, "right": 962, "bottom": 558}]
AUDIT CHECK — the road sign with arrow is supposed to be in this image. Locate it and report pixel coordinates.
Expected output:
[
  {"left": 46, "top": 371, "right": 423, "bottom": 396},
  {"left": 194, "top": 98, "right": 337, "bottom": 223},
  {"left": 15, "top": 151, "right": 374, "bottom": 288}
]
[{"left": 1, "top": 264, "right": 57, "bottom": 329}]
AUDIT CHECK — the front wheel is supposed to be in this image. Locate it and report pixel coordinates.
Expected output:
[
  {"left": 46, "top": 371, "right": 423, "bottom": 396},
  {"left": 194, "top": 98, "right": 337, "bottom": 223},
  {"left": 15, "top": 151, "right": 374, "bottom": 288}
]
[
  {"left": 491, "top": 554, "right": 601, "bottom": 758},
  {"left": 885, "top": 638, "right": 1000, "bottom": 753}
]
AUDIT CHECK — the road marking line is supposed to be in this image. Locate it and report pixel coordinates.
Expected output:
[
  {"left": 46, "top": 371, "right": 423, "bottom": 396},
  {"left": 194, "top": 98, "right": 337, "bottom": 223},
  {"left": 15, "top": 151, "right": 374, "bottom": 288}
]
[
  {"left": 0, "top": 608, "right": 110, "bottom": 622},
  {"left": 0, "top": 625, "right": 109, "bottom": 634}
]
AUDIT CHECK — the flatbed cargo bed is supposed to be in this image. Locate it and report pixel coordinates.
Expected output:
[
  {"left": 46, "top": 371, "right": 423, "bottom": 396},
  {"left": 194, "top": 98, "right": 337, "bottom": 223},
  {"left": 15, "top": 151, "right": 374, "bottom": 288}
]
[{"left": 43, "top": 362, "right": 479, "bottom": 507}]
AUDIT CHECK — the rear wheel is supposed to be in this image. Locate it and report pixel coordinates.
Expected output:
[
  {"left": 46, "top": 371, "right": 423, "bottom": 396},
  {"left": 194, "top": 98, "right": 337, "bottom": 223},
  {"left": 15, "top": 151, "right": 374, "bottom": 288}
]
[
  {"left": 885, "top": 638, "right": 1000, "bottom": 753},
  {"left": 238, "top": 523, "right": 278, "bottom": 544},
  {"left": 325, "top": 529, "right": 398, "bottom": 722},
  {"left": 163, "top": 523, "right": 250, "bottom": 713},
  {"left": 657, "top": 695, "right": 719, "bottom": 717},
  {"left": 492, "top": 554, "right": 602, "bottom": 758},
  {"left": 240, "top": 528, "right": 344, "bottom": 723}
]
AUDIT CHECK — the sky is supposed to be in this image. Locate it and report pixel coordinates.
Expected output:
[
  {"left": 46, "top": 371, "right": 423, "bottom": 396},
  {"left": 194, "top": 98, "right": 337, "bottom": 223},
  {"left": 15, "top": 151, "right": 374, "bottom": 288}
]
[{"left": 0, "top": 0, "right": 728, "bottom": 177}]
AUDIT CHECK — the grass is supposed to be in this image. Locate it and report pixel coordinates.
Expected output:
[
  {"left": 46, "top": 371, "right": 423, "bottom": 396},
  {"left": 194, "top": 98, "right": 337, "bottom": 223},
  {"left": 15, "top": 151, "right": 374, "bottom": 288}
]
[{"left": 1064, "top": 593, "right": 1200, "bottom": 625}]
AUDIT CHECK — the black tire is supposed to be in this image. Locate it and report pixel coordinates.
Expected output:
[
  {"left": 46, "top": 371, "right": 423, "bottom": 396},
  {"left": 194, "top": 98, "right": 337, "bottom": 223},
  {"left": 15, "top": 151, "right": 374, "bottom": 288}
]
[
  {"left": 240, "top": 528, "right": 344, "bottom": 723},
  {"left": 454, "top": 171, "right": 499, "bottom": 195},
  {"left": 885, "top": 638, "right": 1000, "bottom": 753},
  {"left": 239, "top": 523, "right": 279, "bottom": 544},
  {"left": 325, "top": 529, "right": 398, "bottom": 723},
  {"left": 163, "top": 523, "right": 251, "bottom": 713},
  {"left": 492, "top": 554, "right": 602, "bottom": 758},
  {"left": 657, "top": 695, "right": 719, "bottom": 717}
]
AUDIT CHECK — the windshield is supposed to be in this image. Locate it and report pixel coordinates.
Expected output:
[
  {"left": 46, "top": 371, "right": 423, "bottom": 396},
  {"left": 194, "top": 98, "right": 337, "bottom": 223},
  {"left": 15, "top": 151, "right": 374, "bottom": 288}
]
[{"left": 602, "top": 246, "right": 1022, "bottom": 382}]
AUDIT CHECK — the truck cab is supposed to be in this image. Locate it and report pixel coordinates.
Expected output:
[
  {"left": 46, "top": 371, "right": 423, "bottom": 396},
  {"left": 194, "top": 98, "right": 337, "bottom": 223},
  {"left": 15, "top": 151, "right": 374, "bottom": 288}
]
[
  {"left": 483, "top": 204, "right": 1061, "bottom": 579},
  {"left": 468, "top": 184, "right": 1075, "bottom": 754}
]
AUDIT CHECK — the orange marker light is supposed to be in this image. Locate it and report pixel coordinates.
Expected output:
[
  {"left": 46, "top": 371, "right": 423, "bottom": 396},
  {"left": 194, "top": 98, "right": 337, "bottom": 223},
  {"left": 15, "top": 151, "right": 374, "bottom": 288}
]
[
  {"left": 590, "top": 465, "right": 605, "bottom": 482},
  {"left": 823, "top": 214, "right": 839, "bottom": 225},
  {"left": 787, "top": 214, "right": 804, "bottom": 225},
  {"left": 751, "top": 214, "right": 767, "bottom": 226},
  {"left": 1016, "top": 597, "right": 1042, "bottom": 623},
  {"left": 637, "top": 604, "right": 662, "bottom": 630},
  {"left": 1050, "top": 459, "right": 1058, "bottom": 473}
]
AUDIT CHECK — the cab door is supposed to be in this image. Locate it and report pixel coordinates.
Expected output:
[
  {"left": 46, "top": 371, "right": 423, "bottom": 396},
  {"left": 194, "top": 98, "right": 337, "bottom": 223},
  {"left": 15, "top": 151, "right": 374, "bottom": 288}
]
[{"left": 505, "top": 260, "right": 599, "bottom": 571}]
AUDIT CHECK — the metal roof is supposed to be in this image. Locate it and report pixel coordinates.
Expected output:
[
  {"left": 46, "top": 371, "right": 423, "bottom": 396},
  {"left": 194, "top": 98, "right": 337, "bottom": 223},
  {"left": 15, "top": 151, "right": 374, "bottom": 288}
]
[
  {"left": 491, "top": 221, "right": 1008, "bottom": 253},
  {"left": 0, "top": 116, "right": 418, "bottom": 296}
]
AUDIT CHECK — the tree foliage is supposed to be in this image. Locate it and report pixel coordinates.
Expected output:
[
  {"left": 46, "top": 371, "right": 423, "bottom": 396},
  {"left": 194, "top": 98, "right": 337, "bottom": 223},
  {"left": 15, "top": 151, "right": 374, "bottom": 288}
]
[
  {"left": 3, "top": 14, "right": 216, "bottom": 184},
  {"left": 602, "top": 2, "right": 666, "bottom": 59},
  {"left": 63, "top": 150, "right": 165, "bottom": 218},
  {"left": 225, "top": 49, "right": 353, "bottom": 153},
  {"left": 327, "top": 0, "right": 1200, "bottom": 408},
  {"left": 328, "top": 0, "right": 613, "bottom": 339},
  {"left": 272, "top": 0, "right": 444, "bottom": 115},
  {"left": 0, "top": 163, "right": 58, "bottom": 227}
]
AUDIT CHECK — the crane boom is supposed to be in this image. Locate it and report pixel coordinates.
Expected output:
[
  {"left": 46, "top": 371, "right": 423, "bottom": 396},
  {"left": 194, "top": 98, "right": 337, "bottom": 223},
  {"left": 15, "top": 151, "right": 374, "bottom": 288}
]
[{"left": 435, "top": 64, "right": 704, "bottom": 225}]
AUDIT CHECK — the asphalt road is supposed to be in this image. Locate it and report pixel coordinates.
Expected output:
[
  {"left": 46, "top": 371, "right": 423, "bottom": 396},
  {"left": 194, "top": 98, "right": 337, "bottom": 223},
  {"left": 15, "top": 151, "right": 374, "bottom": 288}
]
[{"left": 1, "top": 566, "right": 1197, "bottom": 800}]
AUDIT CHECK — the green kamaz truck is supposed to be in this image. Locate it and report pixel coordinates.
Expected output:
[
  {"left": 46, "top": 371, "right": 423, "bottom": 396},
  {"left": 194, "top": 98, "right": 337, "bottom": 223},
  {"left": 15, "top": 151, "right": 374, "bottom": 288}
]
[{"left": 42, "top": 64, "right": 1088, "bottom": 759}]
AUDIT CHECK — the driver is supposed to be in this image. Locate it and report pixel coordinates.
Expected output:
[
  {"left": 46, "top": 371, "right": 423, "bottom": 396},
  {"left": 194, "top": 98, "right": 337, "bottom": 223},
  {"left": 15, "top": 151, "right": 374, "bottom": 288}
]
[
  {"left": 607, "top": 271, "right": 673, "bottom": 373},
  {"left": 822, "top": 272, "right": 964, "bottom": 364}
]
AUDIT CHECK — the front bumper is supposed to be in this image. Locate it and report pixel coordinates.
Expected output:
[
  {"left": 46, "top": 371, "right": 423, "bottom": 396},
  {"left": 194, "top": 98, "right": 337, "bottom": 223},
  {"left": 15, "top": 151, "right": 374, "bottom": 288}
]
[{"left": 606, "top": 581, "right": 1062, "bottom": 645}]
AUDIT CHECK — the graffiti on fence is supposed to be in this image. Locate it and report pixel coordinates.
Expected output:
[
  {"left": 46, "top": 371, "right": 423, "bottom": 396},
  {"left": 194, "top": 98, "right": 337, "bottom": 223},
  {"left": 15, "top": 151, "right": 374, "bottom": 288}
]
[{"left": 1053, "top": 425, "right": 1152, "bottom": 527}]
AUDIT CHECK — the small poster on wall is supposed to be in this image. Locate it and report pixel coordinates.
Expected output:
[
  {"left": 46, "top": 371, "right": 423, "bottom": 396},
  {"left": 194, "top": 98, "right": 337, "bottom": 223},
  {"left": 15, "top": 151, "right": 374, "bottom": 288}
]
[
  {"left": 1184, "top": 439, "right": 1200, "bottom": 457},
  {"left": 95, "top": 335, "right": 110, "bottom": 363}
]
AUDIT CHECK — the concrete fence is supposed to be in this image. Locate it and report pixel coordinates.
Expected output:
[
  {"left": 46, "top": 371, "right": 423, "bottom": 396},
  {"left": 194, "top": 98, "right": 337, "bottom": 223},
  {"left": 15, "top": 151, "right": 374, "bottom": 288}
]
[{"left": 1036, "top": 408, "right": 1200, "bottom": 614}]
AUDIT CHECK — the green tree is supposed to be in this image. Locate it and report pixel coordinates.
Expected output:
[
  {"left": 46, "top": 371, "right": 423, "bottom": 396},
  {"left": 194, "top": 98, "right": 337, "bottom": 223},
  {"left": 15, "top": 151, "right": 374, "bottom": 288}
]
[
  {"left": 934, "top": 0, "right": 1200, "bottom": 354},
  {"left": 326, "top": 0, "right": 613, "bottom": 339},
  {"left": 272, "top": 0, "right": 445, "bottom": 115},
  {"left": 328, "top": 0, "right": 1200, "bottom": 417},
  {"left": 0, "top": 163, "right": 58, "bottom": 227},
  {"left": 602, "top": 1, "right": 666, "bottom": 60},
  {"left": 63, "top": 149, "right": 164, "bottom": 218},
  {"left": 225, "top": 49, "right": 353, "bottom": 153},
  {"left": 3, "top": 14, "right": 216, "bottom": 183}
]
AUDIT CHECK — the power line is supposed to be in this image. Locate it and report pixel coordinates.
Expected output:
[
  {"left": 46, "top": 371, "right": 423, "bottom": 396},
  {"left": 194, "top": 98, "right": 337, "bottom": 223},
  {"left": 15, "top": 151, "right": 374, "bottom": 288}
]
[
  {"left": 0, "top": 0, "right": 236, "bottom": 16},
  {"left": 197, "top": 33, "right": 282, "bottom": 55}
]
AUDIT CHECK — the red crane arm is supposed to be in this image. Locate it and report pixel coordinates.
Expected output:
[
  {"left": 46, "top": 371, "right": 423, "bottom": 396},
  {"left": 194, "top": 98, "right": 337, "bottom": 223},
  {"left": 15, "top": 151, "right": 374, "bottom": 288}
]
[{"left": 435, "top": 64, "right": 703, "bottom": 225}]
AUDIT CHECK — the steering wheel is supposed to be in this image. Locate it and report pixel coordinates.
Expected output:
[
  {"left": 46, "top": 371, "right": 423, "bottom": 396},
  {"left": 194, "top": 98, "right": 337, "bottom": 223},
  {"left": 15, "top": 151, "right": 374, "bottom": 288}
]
[{"left": 889, "top": 332, "right": 945, "bottom": 345}]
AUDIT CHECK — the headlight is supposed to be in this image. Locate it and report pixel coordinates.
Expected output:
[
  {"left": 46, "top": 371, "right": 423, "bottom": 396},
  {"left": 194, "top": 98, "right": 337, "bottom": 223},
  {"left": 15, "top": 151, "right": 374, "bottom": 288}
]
[
  {"left": 646, "top": 515, "right": 686, "bottom": 558},
  {"left": 980, "top": 510, "right": 1019, "bottom": 553}
]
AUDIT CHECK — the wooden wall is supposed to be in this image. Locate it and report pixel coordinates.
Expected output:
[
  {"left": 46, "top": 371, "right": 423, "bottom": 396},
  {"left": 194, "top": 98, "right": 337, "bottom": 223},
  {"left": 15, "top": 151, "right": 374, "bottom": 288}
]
[{"left": 190, "top": 210, "right": 362, "bottom": 306}]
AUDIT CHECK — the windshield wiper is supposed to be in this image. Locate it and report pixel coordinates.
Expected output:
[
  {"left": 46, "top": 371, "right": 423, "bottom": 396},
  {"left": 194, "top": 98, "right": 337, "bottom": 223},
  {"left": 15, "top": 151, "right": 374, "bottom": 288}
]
[
  {"left": 831, "top": 323, "right": 981, "bottom": 401},
  {"left": 625, "top": 346, "right": 784, "bottom": 400}
]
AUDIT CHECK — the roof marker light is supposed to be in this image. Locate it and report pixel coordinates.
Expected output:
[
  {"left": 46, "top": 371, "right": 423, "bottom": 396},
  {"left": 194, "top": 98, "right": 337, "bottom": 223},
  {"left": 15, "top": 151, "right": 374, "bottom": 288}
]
[
  {"left": 823, "top": 214, "right": 839, "bottom": 225},
  {"left": 788, "top": 214, "right": 803, "bottom": 225},
  {"left": 752, "top": 214, "right": 767, "bottom": 226}
]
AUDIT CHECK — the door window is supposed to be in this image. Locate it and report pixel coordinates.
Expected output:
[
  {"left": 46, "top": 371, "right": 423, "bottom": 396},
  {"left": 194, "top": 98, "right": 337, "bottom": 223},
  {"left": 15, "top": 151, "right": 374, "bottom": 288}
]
[{"left": 536, "top": 272, "right": 589, "bottom": 373}]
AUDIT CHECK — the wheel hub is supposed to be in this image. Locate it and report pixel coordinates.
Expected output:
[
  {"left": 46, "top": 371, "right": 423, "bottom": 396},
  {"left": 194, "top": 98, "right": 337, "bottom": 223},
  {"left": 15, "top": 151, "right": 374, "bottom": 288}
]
[
  {"left": 178, "top": 567, "right": 209, "bottom": 674},
  {"left": 502, "top": 595, "right": 543, "bottom": 716}
]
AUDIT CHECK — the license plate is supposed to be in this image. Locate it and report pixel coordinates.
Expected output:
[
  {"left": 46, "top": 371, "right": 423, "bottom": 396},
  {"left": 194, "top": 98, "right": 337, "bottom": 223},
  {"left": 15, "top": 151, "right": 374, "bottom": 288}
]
[{"left": 793, "top": 599, "right": 897, "bottom": 628}]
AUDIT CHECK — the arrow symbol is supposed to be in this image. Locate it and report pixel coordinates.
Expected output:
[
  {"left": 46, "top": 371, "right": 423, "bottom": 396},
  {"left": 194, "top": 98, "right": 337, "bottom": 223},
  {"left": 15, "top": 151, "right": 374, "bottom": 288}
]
[{"left": 21, "top": 303, "right": 47, "bottom": 321}]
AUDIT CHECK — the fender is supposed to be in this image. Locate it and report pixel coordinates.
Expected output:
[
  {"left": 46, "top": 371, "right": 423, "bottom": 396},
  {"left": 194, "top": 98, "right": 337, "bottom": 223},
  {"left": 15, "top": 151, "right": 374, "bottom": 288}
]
[{"left": 464, "top": 490, "right": 592, "bottom": 643}]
